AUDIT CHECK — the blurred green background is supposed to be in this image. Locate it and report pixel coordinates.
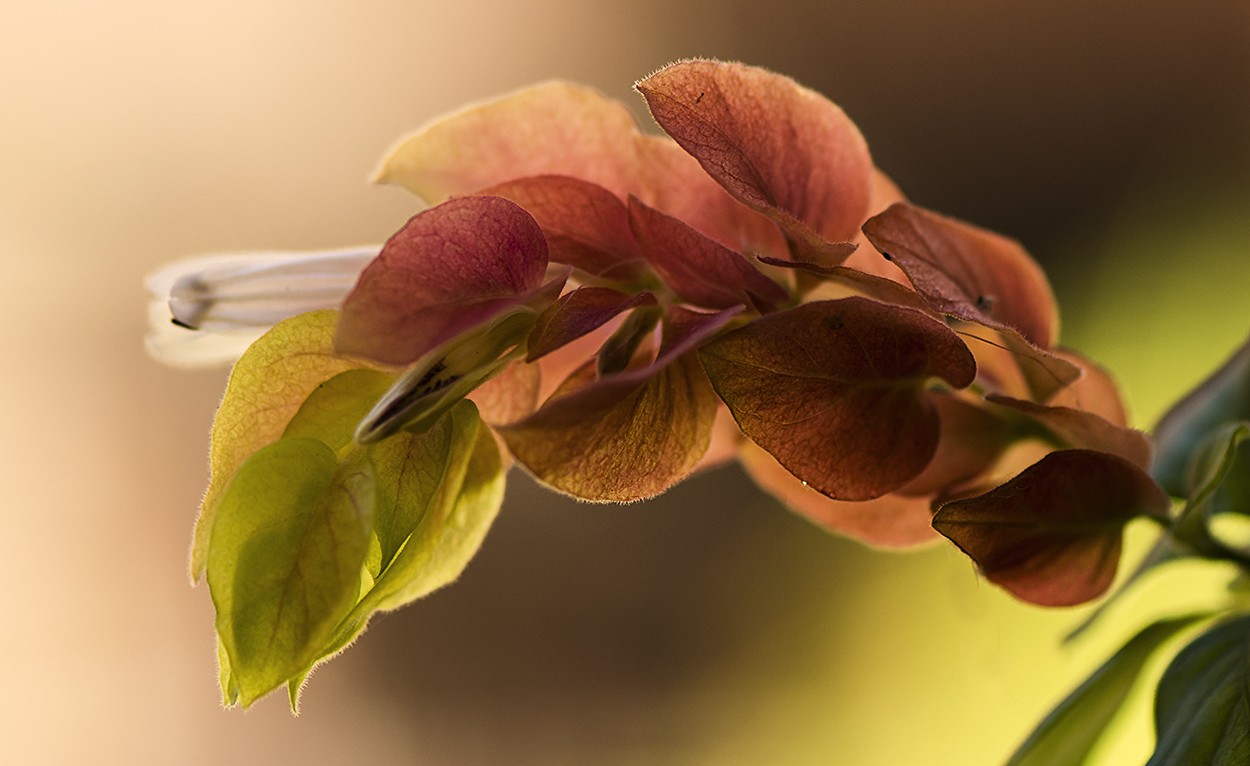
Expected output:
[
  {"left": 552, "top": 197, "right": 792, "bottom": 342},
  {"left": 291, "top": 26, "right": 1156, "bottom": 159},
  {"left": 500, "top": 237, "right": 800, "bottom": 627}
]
[{"left": 3, "top": 1, "right": 1249, "bottom": 763}]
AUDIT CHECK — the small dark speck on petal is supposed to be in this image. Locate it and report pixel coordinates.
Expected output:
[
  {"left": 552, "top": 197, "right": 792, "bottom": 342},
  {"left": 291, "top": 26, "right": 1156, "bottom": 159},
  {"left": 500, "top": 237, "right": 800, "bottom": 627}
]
[
  {"left": 824, "top": 314, "right": 844, "bottom": 331},
  {"left": 695, "top": 91, "right": 705, "bottom": 104}
]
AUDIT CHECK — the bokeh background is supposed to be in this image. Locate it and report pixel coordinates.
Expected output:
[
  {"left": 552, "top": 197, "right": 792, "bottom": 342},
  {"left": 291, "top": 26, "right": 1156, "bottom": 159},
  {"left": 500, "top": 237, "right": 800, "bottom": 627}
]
[{"left": 4, "top": 1, "right": 1250, "bottom": 763}]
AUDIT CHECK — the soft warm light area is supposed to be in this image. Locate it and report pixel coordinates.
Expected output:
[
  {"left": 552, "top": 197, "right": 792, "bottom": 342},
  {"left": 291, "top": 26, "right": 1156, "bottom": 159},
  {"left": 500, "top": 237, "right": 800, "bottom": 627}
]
[{"left": 3, "top": 2, "right": 1248, "bottom": 763}]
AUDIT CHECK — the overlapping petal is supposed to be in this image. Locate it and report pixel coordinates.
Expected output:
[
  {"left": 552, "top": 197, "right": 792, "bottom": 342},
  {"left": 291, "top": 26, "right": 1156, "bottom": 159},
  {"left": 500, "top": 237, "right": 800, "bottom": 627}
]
[
  {"left": 633, "top": 134, "right": 789, "bottom": 259},
  {"left": 951, "top": 320, "right": 1079, "bottom": 403},
  {"left": 840, "top": 169, "right": 910, "bottom": 283},
  {"left": 154, "top": 58, "right": 1176, "bottom": 714},
  {"left": 500, "top": 306, "right": 740, "bottom": 501},
  {"left": 466, "top": 359, "right": 542, "bottom": 427},
  {"left": 376, "top": 78, "right": 787, "bottom": 264},
  {"left": 988, "top": 394, "right": 1153, "bottom": 469},
  {"left": 525, "top": 287, "right": 657, "bottom": 362},
  {"left": 479, "top": 175, "right": 651, "bottom": 283},
  {"left": 862, "top": 202, "right": 1059, "bottom": 349},
  {"left": 897, "top": 392, "right": 1014, "bottom": 497},
  {"left": 336, "top": 196, "right": 555, "bottom": 366},
  {"left": 1048, "top": 349, "right": 1131, "bottom": 426},
  {"left": 627, "top": 196, "right": 788, "bottom": 311},
  {"left": 740, "top": 441, "right": 939, "bottom": 547},
  {"left": 192, "top": 310, "right": 379, "bottom": 581}
]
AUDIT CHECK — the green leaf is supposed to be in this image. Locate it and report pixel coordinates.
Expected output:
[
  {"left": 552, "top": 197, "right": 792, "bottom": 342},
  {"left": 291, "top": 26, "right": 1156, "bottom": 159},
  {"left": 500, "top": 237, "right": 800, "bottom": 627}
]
[
  {"left": 303, "top": 401, "right": 505, "bottom": 672},
  {"left": 1153, "top": 335, "right": 1250, "bottom": 497},
  {"left": 1189, "top": 422, "right": 1250, "bottom": 519},
  {"left": 1168, "top": 423, "right": 1250, "bottom": 562},
  {"left": 191, "top": 310, "right": 369, "bottom": 582},
  {"left": 1006, "top": 613, "right": 1209, "bottom": 766},
  {"left": 369, "top": 402, "right": 482, "bottom": 573},
  {"left": 283, "top": 368, "right": 396, "bottom": 452},
  {"left": 1148, "top": 614, "right": 1250, "bottom": 765},
  {"left": 206, "top": 438, "right": 376, "bottom": 707},
  {"left": 369, "top": 403, "right": 504, "bottom": 612},
  {"left": 217, "top": 636, "right": 238, "bottom": 707}
]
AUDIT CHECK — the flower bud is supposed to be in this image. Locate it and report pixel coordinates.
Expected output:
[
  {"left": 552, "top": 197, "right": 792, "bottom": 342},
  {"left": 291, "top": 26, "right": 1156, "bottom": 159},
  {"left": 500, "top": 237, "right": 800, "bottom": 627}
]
[{"left": 355, "top": 306, "right": 540, "bottom": 444}]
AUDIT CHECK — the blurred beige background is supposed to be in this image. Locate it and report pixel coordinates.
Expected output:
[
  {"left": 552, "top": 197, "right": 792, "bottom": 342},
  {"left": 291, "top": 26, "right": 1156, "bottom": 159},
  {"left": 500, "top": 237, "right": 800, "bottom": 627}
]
[{"left": 3, "top": 1, "right": 1249, "bottom": 764}]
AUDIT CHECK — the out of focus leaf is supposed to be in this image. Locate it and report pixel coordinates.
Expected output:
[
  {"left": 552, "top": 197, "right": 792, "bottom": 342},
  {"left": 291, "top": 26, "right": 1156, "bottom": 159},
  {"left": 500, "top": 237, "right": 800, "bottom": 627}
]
[
  {"left": 700, "top": 297, "right": 976, "bottom": 500},
  {"left": 933, "top": 449, "right": 1171, "bottom": 606},
  {"left": 206, "top": 440, "right": 375, "bottom": 707},
  {"left": 1187, "top": 423, "right": 1250, "bottom": 519},
  {"left": 1148, "top": 615, "right": 1250, "bottom": 765},
  {"left": 1154, "top": 335, "right": 1250, "bottom": 496},
  {"left": 1167, "top": 423, "right": 1250, "bottom": 561},
  {"left": 1006, "top": 613, "right": 1209, "bottom": 766},
  {"left": 739, "top": 440, "right": 939, "bottom": 547},
  {"left": 375, "top": 81, "right": 645, "bottom": 203},
  {"left": 988, "top": 393, "right": 1153, "bottom": 469}
]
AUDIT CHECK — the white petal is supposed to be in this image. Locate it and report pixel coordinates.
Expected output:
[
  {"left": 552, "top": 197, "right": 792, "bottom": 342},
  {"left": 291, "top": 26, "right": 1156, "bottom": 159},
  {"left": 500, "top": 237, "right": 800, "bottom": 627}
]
[
  {"left": 146, "top": 245, "right": 377, "bottom": 331},
  {"left": 144, "top": 245, "right": 378, "bottom": 367},
  {"left": 144, "top": 298, "right": 263, "bottom": 368}
]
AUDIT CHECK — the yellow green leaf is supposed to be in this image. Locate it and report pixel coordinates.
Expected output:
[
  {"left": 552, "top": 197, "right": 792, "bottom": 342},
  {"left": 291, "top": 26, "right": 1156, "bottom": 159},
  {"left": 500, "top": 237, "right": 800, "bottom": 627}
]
[
  {"left": 207, "top": 439, "right": 375, "bottom": 707},
  {"left": 307, "top": 402, "right": 505, "bottom": 668},
  {"left": 191, "top": 310, "right": 367, "bottom": 582},
  {"left": 1006, "top": 613, "right": 1209, "bottom": 766},
  {"left": 283, "top": 368, "right": 395, "bottom": 452}
]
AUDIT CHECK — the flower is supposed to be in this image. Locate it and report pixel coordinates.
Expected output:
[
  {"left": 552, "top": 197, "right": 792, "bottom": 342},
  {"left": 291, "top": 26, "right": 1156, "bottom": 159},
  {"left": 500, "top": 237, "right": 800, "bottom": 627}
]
[
  {"left": 155, "top": 60, "right": 1176, "bottom": 707},
  {"left": 145, "top": 246, "right": 376, "bottom": 367}
]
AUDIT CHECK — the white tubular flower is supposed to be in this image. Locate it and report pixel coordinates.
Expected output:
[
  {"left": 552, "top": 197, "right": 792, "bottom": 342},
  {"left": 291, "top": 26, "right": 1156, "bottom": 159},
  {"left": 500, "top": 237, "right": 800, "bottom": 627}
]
[{"left": 145, "top": 246, "right": 377, "bottom": 368}]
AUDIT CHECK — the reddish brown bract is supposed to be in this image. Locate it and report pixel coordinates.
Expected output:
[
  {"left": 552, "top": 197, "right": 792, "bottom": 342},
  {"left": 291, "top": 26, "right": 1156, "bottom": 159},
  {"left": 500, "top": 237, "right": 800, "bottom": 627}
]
[{"left": 933, "top": 450, "right": 1170, "bottom": 606}]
